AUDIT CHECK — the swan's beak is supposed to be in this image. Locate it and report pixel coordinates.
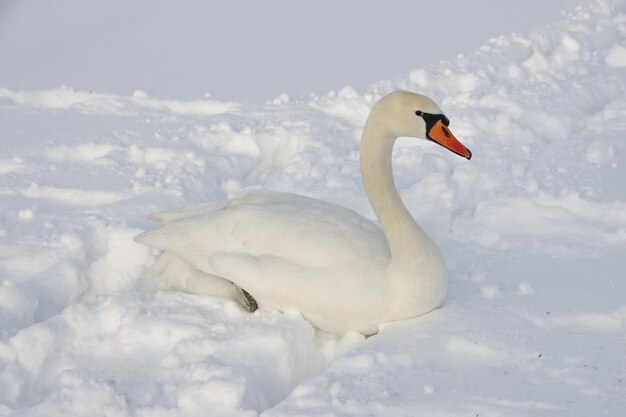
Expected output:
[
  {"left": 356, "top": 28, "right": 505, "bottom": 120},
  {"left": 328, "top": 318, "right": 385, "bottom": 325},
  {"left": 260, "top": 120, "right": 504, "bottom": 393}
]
[{"left": 428, "top": 120, "right": 472, "bottom": 160}]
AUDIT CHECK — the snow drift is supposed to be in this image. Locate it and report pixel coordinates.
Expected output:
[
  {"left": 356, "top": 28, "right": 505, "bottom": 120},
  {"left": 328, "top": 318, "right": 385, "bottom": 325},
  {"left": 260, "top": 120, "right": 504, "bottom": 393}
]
[{"left": 0, "top": 0, "right": 625, "bottom": 416}]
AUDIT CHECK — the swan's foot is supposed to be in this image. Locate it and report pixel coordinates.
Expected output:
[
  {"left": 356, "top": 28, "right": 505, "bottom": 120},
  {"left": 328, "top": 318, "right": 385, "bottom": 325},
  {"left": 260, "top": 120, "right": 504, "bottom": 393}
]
[{"left": 242, "top": 289, "right": 258, "bottom": 312}]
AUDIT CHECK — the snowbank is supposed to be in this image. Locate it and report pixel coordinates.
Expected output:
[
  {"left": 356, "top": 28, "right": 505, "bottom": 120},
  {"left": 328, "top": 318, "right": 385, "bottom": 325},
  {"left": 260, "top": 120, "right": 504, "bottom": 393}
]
[{"left": 1, "top": 0, "right": 625, "bottom": 416}]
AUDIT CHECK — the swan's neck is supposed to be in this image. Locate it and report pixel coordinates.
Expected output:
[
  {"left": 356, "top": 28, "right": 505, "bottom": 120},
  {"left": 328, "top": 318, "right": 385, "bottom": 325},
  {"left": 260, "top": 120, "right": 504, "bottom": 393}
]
[
  {"left": 360, "top": 121, "right": 446, "bottom": 307},
  {"left": 360, "top": 124, "right": 429, "bottom": 261}
]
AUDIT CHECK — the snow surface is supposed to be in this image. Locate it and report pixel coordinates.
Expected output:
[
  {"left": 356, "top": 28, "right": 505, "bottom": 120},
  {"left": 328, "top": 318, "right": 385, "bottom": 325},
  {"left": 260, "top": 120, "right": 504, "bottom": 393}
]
[
  {"left": 1, "top": 0, "right": 626, "bottom": 416},
  {"left": 0, "top": 0, "right": 581, "bottom": 101}
]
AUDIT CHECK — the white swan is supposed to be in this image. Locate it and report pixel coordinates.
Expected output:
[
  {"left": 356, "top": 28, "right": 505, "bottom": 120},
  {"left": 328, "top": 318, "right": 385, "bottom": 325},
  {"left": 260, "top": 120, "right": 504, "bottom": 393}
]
[{"left": 135, "top": 90, "right": 471, "bottom": 335}]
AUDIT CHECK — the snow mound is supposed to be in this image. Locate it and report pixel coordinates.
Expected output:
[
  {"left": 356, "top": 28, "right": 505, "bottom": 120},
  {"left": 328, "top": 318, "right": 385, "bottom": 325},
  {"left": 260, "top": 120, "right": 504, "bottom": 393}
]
[
  {"left": 0, "top": 0, "right": 625, "bottom": 416},
  {"left": 0, "top": 86, "right": 238, "bottom": 116},
  {"left": 0, "top": 292, "right": 323, "bottom": 416}
]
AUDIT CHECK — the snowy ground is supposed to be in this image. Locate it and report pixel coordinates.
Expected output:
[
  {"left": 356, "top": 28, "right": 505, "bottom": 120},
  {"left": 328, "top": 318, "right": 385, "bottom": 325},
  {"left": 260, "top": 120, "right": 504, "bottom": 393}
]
[
  {"left": 0, "top": 0, "right": 581, "bottom": 101},
  {"left": 1, "top": 0, "right": 626, "bottom": 416}
]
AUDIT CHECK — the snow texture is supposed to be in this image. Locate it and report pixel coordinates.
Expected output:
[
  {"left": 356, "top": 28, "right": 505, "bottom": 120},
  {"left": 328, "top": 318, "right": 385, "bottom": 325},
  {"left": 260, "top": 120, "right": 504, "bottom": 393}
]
[{"left": 1, "top": 0, "right": 625, "bottom": 416}]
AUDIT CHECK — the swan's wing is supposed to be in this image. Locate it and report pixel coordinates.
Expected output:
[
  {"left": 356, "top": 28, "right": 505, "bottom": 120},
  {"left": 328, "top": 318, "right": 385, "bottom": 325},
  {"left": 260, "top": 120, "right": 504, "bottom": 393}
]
[
  {"left": 147, "top": 201, "right": 228, "bottom": 223},
  {"left": 146, "top": 191, "right": 301, "bottom": 223},
  {"left": 135, "top": 191, "right": 389, "bottom": 274}
]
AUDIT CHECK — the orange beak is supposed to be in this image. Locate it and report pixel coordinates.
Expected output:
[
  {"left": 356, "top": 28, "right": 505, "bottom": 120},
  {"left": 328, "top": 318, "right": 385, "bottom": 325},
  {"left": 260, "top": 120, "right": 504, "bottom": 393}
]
[{"left": 428, "top": 120, "right": 472, "bottom": 160}]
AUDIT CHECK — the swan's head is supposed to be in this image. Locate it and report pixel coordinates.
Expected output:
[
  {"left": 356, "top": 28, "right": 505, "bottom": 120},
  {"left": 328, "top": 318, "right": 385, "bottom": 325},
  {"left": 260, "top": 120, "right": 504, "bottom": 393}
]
[{"left": 369, "top": 90, "right": 472, "bottom": 159}]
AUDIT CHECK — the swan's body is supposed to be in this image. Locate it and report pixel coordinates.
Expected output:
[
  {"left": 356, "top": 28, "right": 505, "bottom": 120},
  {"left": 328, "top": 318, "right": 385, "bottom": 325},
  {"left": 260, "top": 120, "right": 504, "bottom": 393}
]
[{"left": 136, "top": 90, "right": 471, "bottom": 334}]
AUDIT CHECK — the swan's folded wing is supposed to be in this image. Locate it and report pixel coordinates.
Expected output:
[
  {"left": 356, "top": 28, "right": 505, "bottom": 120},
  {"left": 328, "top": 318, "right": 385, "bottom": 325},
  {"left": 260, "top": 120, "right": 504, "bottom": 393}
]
[
  {"left": 135, "top": 192, "right": 390, "bottom": 276},
  {"left": 147, "top": 201, "right": 229, "bottom": 223},
  {"left": 146, "top": 191, "right": 303, "bottom": 223}
]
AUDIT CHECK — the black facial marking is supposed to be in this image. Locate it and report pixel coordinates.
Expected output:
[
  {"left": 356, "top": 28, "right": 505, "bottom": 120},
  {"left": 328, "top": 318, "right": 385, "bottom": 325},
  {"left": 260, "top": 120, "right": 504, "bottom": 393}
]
[{"left": 417, "top": 112, "right": 450, "bottom": 136}]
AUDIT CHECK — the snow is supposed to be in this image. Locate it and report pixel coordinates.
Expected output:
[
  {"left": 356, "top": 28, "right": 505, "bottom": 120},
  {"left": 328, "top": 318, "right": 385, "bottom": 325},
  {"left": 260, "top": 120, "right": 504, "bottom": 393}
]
[
  {"left": 606, "top": 44, "right": 626, "bottom": 67},
  {"left": 0, "top": 0, "right": 581, "bottom": 101},
  {"left": 1, "top": 0, "right": 626, "bottom": 416}
]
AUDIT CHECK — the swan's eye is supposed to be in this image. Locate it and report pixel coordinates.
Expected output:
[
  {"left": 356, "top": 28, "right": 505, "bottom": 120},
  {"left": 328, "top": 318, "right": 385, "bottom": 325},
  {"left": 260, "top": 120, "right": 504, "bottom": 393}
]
[{"left": 415, "top": 110, "right": 423, "bottom": 117}]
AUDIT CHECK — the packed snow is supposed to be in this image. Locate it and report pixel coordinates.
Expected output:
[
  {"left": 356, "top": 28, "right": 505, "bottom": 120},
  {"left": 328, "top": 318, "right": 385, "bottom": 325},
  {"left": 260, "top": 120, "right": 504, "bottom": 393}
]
[
  {"left": 0, "top": 0, "right": 581, "bottom": 101},
  {"left": 1, "top": 0, "right": 625, "bottom": 416}
]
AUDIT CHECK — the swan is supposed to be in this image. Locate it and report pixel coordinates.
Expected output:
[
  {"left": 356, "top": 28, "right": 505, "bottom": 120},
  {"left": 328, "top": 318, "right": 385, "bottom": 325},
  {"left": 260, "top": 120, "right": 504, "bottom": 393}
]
[{"left": 135, "top": 90, "right": 471, "bottom": 335}]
